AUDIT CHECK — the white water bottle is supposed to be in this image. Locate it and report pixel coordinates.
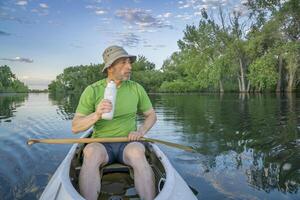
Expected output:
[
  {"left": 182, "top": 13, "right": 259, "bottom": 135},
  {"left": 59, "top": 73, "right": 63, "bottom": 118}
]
[{"left": 102, "top": 81, "right": 117, "bottom": 120}]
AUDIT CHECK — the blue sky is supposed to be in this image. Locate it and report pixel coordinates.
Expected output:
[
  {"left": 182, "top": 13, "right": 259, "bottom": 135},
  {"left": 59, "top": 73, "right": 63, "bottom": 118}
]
[{"left": 0, "top": 0, "right": 248, "bottom": 89}]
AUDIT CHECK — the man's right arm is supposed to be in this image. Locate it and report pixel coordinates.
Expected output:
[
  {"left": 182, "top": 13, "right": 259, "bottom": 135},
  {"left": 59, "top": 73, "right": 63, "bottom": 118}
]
[
  {"left": 72, "top": 99, "right": 112, "bottom": 134},
  {"left": 71, "top": 113, "right": 100, "bottom": 133}
]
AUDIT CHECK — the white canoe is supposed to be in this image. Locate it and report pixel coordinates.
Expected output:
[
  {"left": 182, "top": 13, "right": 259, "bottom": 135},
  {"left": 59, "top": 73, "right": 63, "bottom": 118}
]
[{"left": 40, "top": 132, "right": 198, "bottom": 200}]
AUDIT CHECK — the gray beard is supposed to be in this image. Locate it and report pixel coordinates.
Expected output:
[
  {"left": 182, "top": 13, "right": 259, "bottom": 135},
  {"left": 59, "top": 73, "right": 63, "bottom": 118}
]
[{"left": 122, "top": 75, "right": 131, "bottom": 81}]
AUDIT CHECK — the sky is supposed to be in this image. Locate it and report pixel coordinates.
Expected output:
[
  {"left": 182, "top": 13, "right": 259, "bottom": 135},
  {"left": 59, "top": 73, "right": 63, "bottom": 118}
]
[{"left": 0, "top": 0, "right": 248, "bottom": 89}]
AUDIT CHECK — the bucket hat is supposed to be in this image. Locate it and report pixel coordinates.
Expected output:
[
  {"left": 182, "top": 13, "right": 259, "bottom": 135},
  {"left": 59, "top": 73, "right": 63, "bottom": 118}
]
[{"left": 102, "top": 45, "right": 136, "bottom": 72}]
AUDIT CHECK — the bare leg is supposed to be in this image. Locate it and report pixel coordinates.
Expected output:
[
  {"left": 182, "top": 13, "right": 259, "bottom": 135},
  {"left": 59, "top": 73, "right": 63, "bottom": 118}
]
[
  {"left": 123, "top": 142, "right": 155, "bottom": 200},
  {"left": 79, "top": 143, "right": 109, "bottom": 200}
]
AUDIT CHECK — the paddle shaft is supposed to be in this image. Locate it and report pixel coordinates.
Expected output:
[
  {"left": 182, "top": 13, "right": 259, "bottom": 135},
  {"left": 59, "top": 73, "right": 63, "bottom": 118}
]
[
  {"left": 27, "top": 137, "right": 194, "bottom": 152},
  {"left": 27, "top": 137, "right": 130, "bottom": 145}
]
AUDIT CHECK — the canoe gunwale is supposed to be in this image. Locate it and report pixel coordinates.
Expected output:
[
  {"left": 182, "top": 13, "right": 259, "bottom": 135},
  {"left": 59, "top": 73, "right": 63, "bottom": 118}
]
[
  {"left": 39, "top": 133, "right": 88, "bottom": 200},
  {"left": 150, "top": 144, "right": 176, "bottom": 200}
]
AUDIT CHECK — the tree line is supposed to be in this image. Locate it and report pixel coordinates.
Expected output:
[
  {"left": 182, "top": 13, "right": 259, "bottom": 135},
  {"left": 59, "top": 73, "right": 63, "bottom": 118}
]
[
  {"left": 49, "top": 0, "right": 299, "bottom": 94},
  {"left": 0, "top": 65, "right": 29, "bottom": 93},
  {"left": 48, "top": 56, "right": 165, "bottom": 95}
]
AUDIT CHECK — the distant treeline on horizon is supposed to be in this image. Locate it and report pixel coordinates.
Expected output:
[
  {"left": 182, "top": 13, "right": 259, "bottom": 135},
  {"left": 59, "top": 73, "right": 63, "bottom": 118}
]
[{"left": 0, "top": 65, "right": 48, "bottom": 93}]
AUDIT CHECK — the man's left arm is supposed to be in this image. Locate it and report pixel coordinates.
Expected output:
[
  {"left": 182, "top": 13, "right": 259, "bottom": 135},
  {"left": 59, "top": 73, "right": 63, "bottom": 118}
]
[{"left": 128, "top": 108, "right": 157, "bottom": 141}]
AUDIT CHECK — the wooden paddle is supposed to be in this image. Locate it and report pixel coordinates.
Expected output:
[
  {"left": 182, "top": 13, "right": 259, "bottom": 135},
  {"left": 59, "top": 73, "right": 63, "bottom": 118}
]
[{"left": 27, "top": 137, "right": 194, "bottom": 152}]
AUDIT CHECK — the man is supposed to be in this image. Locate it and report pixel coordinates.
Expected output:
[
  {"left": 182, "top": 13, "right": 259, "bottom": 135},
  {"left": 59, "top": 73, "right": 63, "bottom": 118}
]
[{"left": 72, "top": 45, "right": 157, "bottom": 200}]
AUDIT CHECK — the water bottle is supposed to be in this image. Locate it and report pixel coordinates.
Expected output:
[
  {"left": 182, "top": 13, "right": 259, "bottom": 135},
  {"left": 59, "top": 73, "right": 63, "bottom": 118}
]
[{"left": 102, "top": 81, "right": 117, "bottom": 120}]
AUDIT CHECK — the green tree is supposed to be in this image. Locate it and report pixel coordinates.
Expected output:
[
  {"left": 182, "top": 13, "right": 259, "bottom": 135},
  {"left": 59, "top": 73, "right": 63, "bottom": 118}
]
[
  {"left": 48, "top": 64, "right": 104, "bottom": 95},
  {"left": 0, "top": 65, "right": 28, "bottom": 93},
  {"left": 0, "top": 65, "right": 15, "bottom": 88},
  {"left": 132, "top": 55, "right": 155, "bottom": 71},
  {"left": 246, "top": 0, "right": 300, "bottom": 92},
  {"left": 248, "top": 53, "right": 278, "bottom": 91},
  {"left": 177, "top": 19, "right": 227, "bottom": 91},
  {"left": 131, "top": 55, "right": 164, "bottom": 92},
  {"left": 283, "top": 42, "right": 300, "bottom": 92}
]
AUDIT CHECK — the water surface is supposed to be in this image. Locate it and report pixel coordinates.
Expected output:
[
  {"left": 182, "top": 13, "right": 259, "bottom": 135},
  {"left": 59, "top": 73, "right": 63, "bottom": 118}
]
[{"left": 0, "top": 93, "right": 299, "bottom": 199}]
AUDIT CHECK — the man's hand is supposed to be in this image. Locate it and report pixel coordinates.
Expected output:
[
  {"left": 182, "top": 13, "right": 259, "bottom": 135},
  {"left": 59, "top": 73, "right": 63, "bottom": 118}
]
[
  {"left": 128, "top": 131, "right": 145, "bottom": 141},
  {"left": 95, "top": 99, "right": 112, "bottom": 119},
  {"left": 127, "top": 109, "right": 157, "bottom": 141}
]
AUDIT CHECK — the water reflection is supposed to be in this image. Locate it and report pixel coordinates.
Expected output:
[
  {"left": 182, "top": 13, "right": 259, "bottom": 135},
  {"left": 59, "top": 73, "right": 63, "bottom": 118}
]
[
  {"left": 9, "top": 92, "right": 298, "bottom": 199},
  {"left": 48, "top": 93, "right": 80, "bottom": 120},
  {"left": 153, "top": 93, "right": 300, "bottom": 196},
  {"left": 0, "top": 93, "right": 75, "bottom": 200},
  {"left": 0, "top": 93, "right": 28, "bottom": 122}
]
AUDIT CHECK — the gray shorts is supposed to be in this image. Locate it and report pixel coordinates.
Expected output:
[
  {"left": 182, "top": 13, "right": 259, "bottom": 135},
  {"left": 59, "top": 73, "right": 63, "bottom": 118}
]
[
  {"left": 102, "top": 141, "right": 145, "bottom": 165},
  {"left": 102, "top": 142, "right": 128, "bottom": 164}
]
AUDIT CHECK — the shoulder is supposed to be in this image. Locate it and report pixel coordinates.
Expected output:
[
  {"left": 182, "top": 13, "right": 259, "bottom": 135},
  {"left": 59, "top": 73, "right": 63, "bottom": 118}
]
[
  {"left": 125, "top": 80, "right": 144, "bottom": 90},
  {"left": 89, "top": 79, "right": 106, "bottom": 89},
  {"left": 81, "top": 79, "right": 105, "bottom": 97}
]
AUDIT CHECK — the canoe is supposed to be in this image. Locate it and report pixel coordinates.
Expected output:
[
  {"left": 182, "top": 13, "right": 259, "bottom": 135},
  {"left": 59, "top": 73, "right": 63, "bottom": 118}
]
[{"left": 39, "top": 131, "right": 198, "bottom": 200}]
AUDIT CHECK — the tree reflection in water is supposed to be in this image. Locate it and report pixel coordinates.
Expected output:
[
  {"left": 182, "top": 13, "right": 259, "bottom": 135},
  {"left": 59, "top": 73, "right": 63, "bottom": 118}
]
[
  {"left": 48, "top": 93, "right": 80, "bottom": 120},
  {"left": 0, "top": 93, "right": 28, "bottom": 122},
  {"left": 155, "top": 93, "right": 299, "bottom": 194}
]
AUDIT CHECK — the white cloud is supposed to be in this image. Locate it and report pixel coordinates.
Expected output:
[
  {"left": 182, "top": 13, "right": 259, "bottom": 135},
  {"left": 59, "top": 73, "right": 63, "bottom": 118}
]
[
  {"left": 30, "top": 7, "right": 49, "bottom": 16},
  {"left": 116, "top": 32, "right": 141, "bottom": 47},
  {"left": 99, "top": 17, "right": 112, "bottom": 24},
  {"left": 199, "top": 4, "right": 209, "bottom": 9},
  {"left": 95, "top": 9, "right": 106, "bottom": 15},
  {"left": 86, "top": 5, "right": 95, "bottom": 9},
  {"left": 39, "top": 3, "right": 49, "bottom": 9},
  {"left": 175, "top": 14, "right": 192, "bottom": 20},
  {"left": 163, "top": 12, "right": 172, "bottom": 18},
  {"left": 137, "top": 29, "right": 156, "bottom": 33},
  {"left": 85, "top": 4, "right": 107, "bottom": 16},
  {"left": 115, "top": 8, "right": 173, "bottom": 29},
  {"left": 178, "top": 0, "right": 229, "bottom": 10},
  {"left": 0, "top": 56, "right": 33, "bottom": 63},
  {"left": 31, "top": 9, "right": 38, "bottom": 13},
  {"left": 194, "top": 11, "right": 202, "bottom": 16},
  {"left": 16, "top": 1, "right": 28, "bottom": 6},
  {"left": 143, "top": 44, "right": 166, "bottom": 49},
  {"left": 179, "top": 4, "right": 190, "bottom": 9}
]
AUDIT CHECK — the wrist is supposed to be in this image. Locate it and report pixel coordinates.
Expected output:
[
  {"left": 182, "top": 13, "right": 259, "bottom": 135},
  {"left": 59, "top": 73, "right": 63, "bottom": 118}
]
[
  {"left": 138, "top": 129, "right": 146, "bottom": 136},
  {"left": 94, "top": 112, "right": 101, "bottom": 121}
]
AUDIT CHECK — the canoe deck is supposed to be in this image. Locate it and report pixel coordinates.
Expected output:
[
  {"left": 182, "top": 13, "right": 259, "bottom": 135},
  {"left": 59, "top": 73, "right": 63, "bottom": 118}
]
[{"left": 69, "top": 142, "right": 166, "bottom": 200}]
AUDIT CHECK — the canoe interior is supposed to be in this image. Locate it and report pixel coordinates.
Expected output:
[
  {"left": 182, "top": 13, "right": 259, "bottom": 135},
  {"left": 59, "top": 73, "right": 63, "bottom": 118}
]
[{"left": 69, "top": 142, "right": 166, "bottom": 200}]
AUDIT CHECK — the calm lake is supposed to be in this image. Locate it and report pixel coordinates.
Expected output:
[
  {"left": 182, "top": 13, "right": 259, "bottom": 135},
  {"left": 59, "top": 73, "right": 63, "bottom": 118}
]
[{"left": 0, "top": 92, "right": 299, "bottom": 199}]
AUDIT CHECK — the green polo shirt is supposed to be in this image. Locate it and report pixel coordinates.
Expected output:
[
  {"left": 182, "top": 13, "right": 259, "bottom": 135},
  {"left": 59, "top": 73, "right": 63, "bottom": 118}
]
[{"left": 75, "top": 79, "right": 152, "bottom": 138}]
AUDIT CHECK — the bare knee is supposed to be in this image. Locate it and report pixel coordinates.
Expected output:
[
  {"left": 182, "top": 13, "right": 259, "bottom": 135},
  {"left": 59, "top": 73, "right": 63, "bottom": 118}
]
[
  {"left": 123, "top": 142, "right": 147, "bottom": 167},
  {"left": 82, "top": 143, "right": 108, "bottom": 167}
]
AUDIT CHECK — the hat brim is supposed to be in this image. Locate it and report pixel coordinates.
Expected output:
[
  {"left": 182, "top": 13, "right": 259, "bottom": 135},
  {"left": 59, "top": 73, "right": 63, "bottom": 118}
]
[{"left": 102, "top": 55, "right": 136, "bottom": 73}]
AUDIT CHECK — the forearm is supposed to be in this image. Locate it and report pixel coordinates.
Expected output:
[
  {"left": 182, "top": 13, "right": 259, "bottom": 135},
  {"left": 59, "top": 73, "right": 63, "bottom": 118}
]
[
  {"left": 138, "top": 112, "right": 157, "bottom": 135},
  {"left": 72, "top": 112, "right": 100, "bottom": 134}
]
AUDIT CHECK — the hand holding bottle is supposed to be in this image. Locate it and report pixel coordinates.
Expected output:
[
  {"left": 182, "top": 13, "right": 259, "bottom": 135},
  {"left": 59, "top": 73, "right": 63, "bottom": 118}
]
[
  {"left": 95, "top": 99, "right": 112, "bottom": 119},
  {"left": 101, "top": 81, "right": 117, "bottom": 120}
]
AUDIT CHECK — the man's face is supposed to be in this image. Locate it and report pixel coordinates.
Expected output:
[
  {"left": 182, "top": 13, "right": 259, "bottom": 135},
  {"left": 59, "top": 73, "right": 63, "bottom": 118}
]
[{"left": 109, "top": 57, "right": 132, "bottom": 81}]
